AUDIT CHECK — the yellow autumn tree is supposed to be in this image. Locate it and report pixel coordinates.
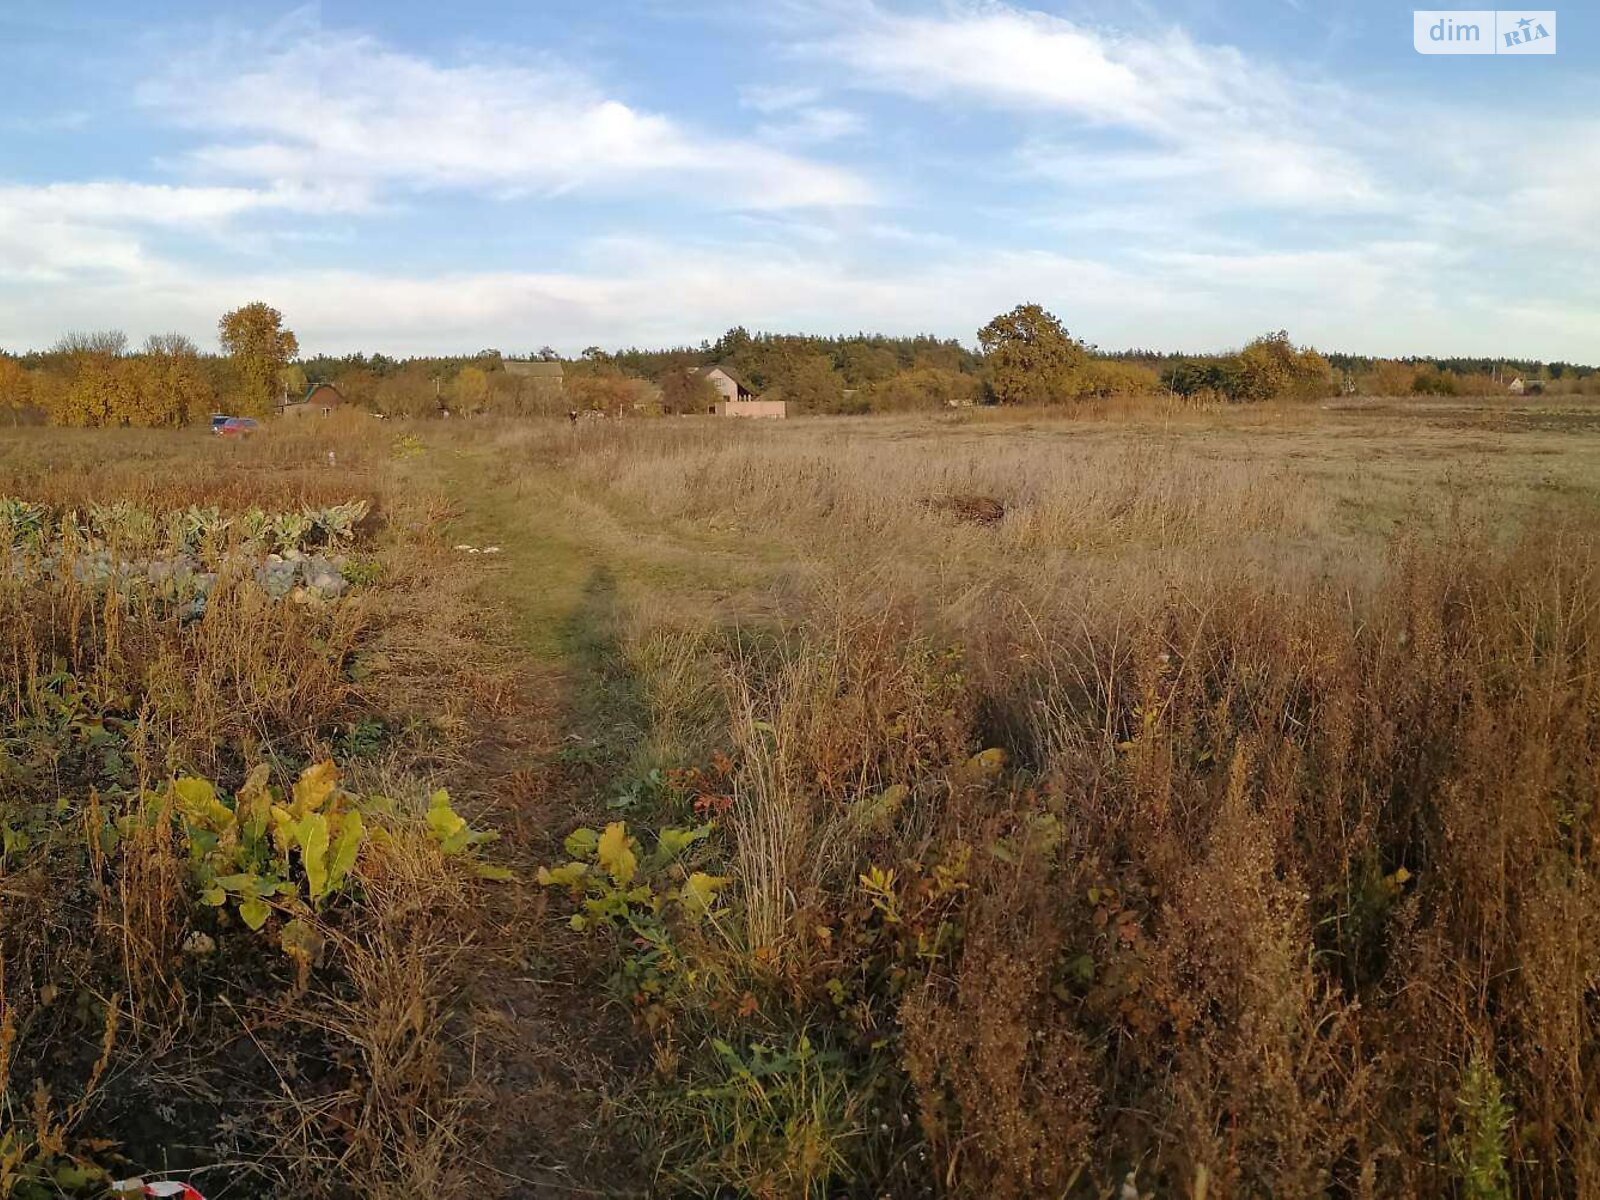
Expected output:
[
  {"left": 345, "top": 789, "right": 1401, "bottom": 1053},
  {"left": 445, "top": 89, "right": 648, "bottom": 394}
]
[
  {"left": 452, "top": 365, "right": 490, "bottom": 413},
  {"left": 1236, "top": 331, "right": 1336, "bottom": 402},
  {"left": 56, "top": 355, "right": 139, "bottom": 426},
  {"left": 219, "top": 302, "right": 299, "bottom": 416},
  {"left": 132, "top": 333, "right": 215, "bottom": 427},
  {"left": 0, "top": 356, "right": 32, "bottom": 425},
  {"left": 45, "top": 331, "right": 130, "bottom": 426}
]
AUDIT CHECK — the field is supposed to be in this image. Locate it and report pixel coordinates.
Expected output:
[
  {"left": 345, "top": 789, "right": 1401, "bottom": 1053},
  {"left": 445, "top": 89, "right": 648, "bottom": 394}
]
[{"left": 4, "top": 398, "right": 1600, "bottom": 1198}]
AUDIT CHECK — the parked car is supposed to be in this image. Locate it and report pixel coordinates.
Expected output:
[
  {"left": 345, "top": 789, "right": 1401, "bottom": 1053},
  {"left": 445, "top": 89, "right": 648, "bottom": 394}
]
[{"left": 216, "top": 417, "right": 260, "bottom": 438}]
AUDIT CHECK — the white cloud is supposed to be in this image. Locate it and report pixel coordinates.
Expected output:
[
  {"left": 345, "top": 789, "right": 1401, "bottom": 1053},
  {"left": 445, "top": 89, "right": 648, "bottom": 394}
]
[
  {"left": 0, "top": 242, "right": 1142, "bottom": 355},
  {"left": 0, "top": 181, "right": 368, "bottom": 284},
  {"left": 4, "top": 232, "right": 1590, "bottom": 363},
  {"left": 759, "top": 106, "right": 866, "bottom": 145},
  {"left": 815, "top": 4, "right": 1383, "bottom": 211},
  {"left": 0, "top": 214, "right": 151, "bottom": 285},
  {"left": 739, "top": 84, "right": 865, "bottom": 144},
  {"left": 1019, "top": 136, "right": 1380, "bottom": 211},
  {"left": 140, "top": 29, "right": 873, "bottom": 210},
  {"left": 0, "top": 181, "right": 364, "bottom": 227}
]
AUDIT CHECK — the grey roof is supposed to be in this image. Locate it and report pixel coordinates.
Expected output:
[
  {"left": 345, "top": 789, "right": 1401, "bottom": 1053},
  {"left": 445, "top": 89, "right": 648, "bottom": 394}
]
[
  {"left": 690, "top": 363, "right": 754, "bottom": 392},
  {"left": 504, "top": 360, "right": 565, "bottom": 378}
]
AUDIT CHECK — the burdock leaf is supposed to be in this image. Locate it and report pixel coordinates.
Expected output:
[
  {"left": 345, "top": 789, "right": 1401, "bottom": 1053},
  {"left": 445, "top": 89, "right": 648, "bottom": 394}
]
[
  {"left": 238, "top": 894, "right": 271, "bottom": 931},
  {"left": 293, "top": 760, "right": 340, "bottom": 814},
  {"left": 328, "top": 810, "right": 363, "bottom": 891},
  {"left": 300, "top": 812, "right": 331, "bottom": 902},
  {"left": 597, "top": 821, "right": 637, "bottom": 885}
]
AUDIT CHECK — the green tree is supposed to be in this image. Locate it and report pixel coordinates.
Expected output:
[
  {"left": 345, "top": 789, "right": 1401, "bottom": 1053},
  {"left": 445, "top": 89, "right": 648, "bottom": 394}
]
[
  {"left": 864, "top": 367, "right": 981, "bottom": 412},
  {"left": 977, "top": 304, "right": 1087, "bottom": 405},
  {"left": 837, "top": 343, "right": 900, "bottom": 387},
  {"left": 280, "top": 362, "right": 309, "bottom": 402},
  {"left": 769, "top": 354, "right": 841, "bottom": 413},
  {"left": 659, "top": 367, "right": 720, "bottom": 415},
  {"left": 219, "top": 302, "right": 299, "bottom": 416}
]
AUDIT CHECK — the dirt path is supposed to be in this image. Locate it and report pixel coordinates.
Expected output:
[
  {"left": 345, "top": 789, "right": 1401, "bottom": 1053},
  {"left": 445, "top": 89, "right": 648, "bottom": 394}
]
[{"left": 429, "top": 450, "right": 650, "bottom": 1198}]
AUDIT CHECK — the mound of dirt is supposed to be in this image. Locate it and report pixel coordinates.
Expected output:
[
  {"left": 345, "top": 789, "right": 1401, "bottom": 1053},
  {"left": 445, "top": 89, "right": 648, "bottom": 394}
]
[{"left": 925, "top": 493, "right": 1007, "bottom": 525}]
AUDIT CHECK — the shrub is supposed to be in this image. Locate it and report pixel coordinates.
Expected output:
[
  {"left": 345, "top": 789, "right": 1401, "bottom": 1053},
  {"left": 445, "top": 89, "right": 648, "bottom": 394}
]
[{"left": 1165, "top": 331, "right": 1335, "bottom": 403}]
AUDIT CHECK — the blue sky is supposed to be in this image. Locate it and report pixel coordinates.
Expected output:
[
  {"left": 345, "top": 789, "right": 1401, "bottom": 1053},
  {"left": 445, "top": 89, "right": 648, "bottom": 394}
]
[{"left": 1, "top": 1, "right": 1595, "bottom": 359}]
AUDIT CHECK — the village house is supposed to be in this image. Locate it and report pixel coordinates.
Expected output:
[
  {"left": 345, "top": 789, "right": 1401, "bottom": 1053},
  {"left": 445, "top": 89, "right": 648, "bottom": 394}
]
[
  {"left": 277, "top": 382, "right": 344, "bottom": 418},
  {"left": 503, "top": 359, "right": 565, "bottom": 394},
  {"left": 690, "top": 364, "right": 787, "bottom": 419}
]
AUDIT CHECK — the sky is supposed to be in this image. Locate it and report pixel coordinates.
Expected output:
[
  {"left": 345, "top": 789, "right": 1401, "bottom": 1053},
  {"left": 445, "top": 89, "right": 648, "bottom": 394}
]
[{"left": 0, "top": 1, "right": 1596, "bottom": 360}]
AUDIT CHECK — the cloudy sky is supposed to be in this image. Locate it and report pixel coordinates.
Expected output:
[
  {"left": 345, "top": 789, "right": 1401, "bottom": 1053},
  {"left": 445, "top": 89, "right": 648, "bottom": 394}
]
[{"left": 1, "top": 1, "right": 1595, "bottom": 359}]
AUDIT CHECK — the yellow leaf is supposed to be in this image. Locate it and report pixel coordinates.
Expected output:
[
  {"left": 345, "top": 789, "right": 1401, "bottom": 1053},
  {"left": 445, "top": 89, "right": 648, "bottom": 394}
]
[
  {"left": 269, "top": 804, "right": 296, "bottom": 853},
  {"left": 681, "top": 872, "right": 729, "bottom": 916},
  {"left": 328, "top": 810, "right": 363, "bottom": 892},
  {"left": 173, "top": 776, "right": 233, "bottom": 830},
  {"left": 597, "top": 821, "right": 637, "bottom": 885},
  {"left": 293, "top": 760, "right": 340, "bottom": 814},
  {"left": 966, "top": 747, "right": 1008, "bottom": 776},
  {"left": 426, "top": 789, "right": 495, "bottom": 854},
  {"left": 236, "top": 763, "right": 273, "bottom": 839},
  {"left": 536, "top": 861, "right": 589, "bottom": 888},
  {"left": 301, "top": 812, "right": 331, "bottom": 902},
  {"left": 172, "top": 776, "right": 216, "bottom": 810},
  {"left": 656, "top": 823, "right": 711, "bottom": 861},
  {"left": 427, "top": 790, "right": 467, "bottom": 840}
]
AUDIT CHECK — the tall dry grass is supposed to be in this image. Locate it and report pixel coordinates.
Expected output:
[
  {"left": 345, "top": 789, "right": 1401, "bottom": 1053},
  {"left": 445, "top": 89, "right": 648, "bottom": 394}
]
[
  {"left": 525, "top": 411, "right": 1600, "bottom": 1197},
  {"left": 552, "top": 418, "right": 1323, "bottom": 554}
]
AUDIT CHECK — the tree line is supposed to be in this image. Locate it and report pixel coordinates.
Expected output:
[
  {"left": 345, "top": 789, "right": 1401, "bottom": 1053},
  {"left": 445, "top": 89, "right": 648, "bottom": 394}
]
[
  {"left": 1, "top": 303, "right": 299, "bottom": 426},
  {"left": 4, "top": 300, "right": 1595, "bottom": 427}
]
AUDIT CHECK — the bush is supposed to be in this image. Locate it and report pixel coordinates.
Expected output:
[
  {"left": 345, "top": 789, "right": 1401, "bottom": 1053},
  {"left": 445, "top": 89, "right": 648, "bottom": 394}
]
[{"left": 1165, "top": 332, "right": 1335, "bottom": 403}]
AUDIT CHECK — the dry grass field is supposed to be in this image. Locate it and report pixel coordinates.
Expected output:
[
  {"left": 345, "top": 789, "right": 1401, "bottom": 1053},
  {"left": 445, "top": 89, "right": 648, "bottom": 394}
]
[{"left": 4, "top": 398, "right": 1600, "bottom": 1198}]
